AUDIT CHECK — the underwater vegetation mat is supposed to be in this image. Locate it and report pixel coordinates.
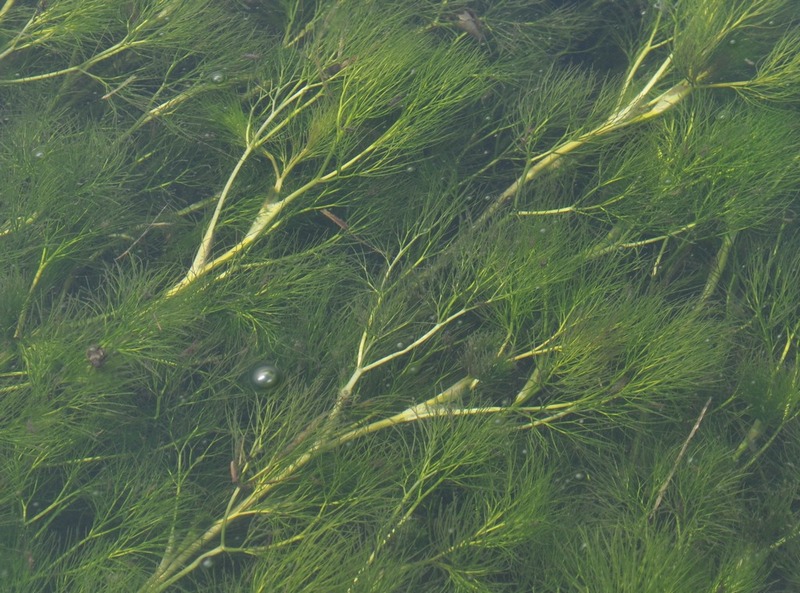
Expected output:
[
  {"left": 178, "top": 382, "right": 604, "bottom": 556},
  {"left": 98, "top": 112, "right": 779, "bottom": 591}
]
[{"left": 1, "top": 0, "right": 800, "bottom": 591}]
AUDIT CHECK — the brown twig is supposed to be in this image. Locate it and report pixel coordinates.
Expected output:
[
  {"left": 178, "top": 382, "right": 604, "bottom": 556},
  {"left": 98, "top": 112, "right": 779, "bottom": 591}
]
[
  {"left": 649, "top": 397, "right": 712, "bottom": 520},
  {"left": 115, "top": 205, "right": 168, "bottom": 261},
  {"left": 321, "top": 208, "right": 384, "bottom": 255}
]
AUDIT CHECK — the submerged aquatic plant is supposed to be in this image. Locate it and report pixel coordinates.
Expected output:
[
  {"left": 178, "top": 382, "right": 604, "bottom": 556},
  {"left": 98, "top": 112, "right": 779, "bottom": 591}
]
[{"left": 1, "top": 0, "right": 799, "bottom": 591}]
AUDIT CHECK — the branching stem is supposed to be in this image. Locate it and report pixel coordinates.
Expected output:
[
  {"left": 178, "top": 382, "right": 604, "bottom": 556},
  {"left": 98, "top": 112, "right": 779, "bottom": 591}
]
[{"left": 479, "top": 60, "right": 693, "bottom": 223}]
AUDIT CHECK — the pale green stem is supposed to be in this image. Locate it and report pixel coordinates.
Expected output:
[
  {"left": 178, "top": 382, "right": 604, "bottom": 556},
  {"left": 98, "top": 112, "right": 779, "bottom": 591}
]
[
  {"left": 584, "top": 222, "right": 697, "bottom": 259},
  {"left": 1, "top": 36, "right": 149, "bottom": 83},
  {"left": 0, "top": 0, "right": 15, "bottom": 21},
  {"left": 0, "top": 8, "right": 35, "bottom": 62},
  {"left": 165, "top": 103, "right": 394, "bottom": 297},
  {"left": 14, "top": 246, "right": 48, "bottom": 338},
  {"left": 613, "top": 11, "right": 668, "bottom": 112},
  {"left": 194, "top": 148, "right": 254, "bottom": 273},
  {"left": 479, "top": 63, "right": 691, "bottom": 223},
  {"left": 696, "top": 231, "right": 737, "bottom": 309}
]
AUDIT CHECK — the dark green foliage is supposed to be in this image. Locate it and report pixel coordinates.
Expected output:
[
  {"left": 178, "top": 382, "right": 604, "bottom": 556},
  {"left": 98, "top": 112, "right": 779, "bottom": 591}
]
[{"left": 1, "top": 0, "right": 799, "bottom": 591}]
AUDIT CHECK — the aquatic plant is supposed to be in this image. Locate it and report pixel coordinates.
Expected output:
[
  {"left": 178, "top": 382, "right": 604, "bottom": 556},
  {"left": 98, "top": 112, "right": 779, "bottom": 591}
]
[{"left": 1, "top": 0, "right": 799, "bottom": 591}]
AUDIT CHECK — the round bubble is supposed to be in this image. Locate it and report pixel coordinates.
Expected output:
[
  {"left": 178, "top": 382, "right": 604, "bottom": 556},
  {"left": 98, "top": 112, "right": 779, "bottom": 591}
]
[{"left": 250, "top": 362, "right": 281, "bottom": 390}]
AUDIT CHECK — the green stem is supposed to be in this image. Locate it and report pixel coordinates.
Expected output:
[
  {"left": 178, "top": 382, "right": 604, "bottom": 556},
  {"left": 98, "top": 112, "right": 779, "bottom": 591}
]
[
  {"left": 0, "top": 0, "right": 15, "bottom": 21},
  {"left": 479, "top": 69, "right": 693, "bottom": 223},
  {"left": 14, "top": 246, "right": 48, "bottom": 339},
  {"left": 696, "top": 231, "right": 737, "bottom": 310}
]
